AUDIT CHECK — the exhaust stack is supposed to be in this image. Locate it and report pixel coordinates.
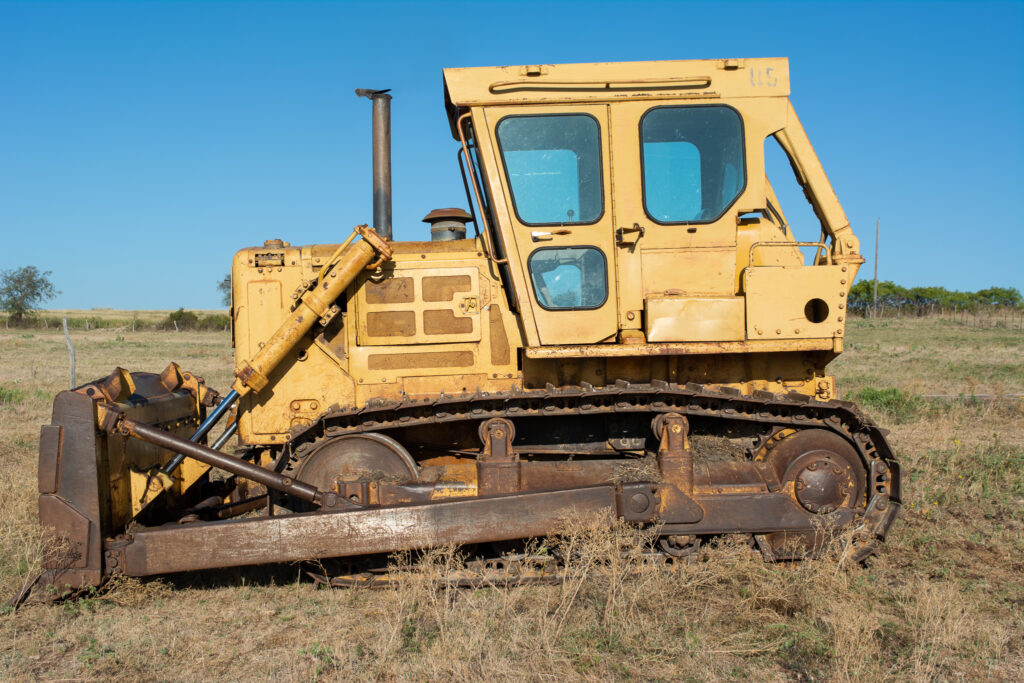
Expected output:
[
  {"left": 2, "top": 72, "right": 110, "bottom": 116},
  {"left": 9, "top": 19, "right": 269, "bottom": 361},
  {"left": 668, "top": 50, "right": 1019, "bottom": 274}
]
[{"left": 356, "top": 88, "right": 393, "bottom": 240}]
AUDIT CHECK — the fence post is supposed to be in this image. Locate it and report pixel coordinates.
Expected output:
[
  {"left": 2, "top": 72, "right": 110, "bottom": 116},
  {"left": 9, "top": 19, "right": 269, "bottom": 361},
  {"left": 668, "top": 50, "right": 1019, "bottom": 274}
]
[
  {"left": 62, "top": 318, "right": 76, "bottom": 389},
  {"left": 173, "top": 320, "right": 178, "bottom": 332}
]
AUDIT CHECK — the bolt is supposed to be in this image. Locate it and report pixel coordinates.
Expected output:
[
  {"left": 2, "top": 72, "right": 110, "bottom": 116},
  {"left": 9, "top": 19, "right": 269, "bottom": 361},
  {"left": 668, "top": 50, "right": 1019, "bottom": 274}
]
[
  {"left": 630, "top": 493, "right": 649, "bottom": 513},
  {"left": 776, "top": 329, "right": 782, "bottom": 334},
  {"left": 626, "top": 311, "right": 635, "bottom": 321}
]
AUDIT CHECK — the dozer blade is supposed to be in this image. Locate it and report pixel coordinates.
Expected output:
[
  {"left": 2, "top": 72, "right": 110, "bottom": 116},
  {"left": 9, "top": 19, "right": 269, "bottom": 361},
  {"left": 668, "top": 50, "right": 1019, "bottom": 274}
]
[{"left": 38, "top": 365, "right": 215, "bottom": 589}]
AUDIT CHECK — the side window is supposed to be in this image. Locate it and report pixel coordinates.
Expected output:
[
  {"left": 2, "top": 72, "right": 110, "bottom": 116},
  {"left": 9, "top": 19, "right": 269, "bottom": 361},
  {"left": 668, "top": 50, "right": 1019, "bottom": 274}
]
[
  {"left": 497, "top": 115, "right": 603, "bottom": 225},
  {"left": 641, "top": 106, "right": 745, "bottom": 224},
  {"left": 528, "top": 247, "right": 607, "bottom": 310}
]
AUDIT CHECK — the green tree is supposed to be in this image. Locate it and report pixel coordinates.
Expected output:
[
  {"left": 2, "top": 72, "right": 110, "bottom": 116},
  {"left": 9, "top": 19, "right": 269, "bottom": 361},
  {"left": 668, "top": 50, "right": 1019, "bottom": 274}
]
[
  {"left": 974, "top": 287, "right": 1022, "bottom": 307},
  {"left": 1, "top": 266, "right": 57, "bottom": 324},
  {"left": 217, "top": 274, "right": 231, "bottom": 308}
]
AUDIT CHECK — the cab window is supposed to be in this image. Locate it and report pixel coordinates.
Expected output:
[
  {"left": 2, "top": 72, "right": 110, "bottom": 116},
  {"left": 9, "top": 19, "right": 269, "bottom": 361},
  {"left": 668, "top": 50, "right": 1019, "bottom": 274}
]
[
  {"left": 497, "top": 114, "right": 603, "bottom": 225},
  {"left": 641, "top": 106, "right": 745, "bottom": 224},
  {"left": 528, "top": 247, "right": 607, "bottom": 310}
]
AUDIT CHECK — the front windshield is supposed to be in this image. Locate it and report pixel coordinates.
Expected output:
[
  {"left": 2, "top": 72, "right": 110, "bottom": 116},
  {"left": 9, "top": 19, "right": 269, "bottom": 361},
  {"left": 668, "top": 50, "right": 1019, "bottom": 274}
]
[{"left": 496, "top": 114, "right": 603, "bottom": 226}]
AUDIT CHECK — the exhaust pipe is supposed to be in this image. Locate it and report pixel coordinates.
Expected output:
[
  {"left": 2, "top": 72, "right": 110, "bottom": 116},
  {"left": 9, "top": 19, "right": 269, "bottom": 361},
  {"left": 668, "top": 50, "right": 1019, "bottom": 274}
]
[{"left": 356, "top": 88, "right": 392, "bottom": 240}]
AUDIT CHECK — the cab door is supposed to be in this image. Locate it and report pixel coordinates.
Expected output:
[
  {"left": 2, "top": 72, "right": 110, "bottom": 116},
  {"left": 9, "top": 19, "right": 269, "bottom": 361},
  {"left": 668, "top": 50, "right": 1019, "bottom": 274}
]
[
  {"left": 607, "top": 101, "right": 751, "bottom": 342},
  {"left": 480, "top": 105, "right": 618, "bottom": 346}
]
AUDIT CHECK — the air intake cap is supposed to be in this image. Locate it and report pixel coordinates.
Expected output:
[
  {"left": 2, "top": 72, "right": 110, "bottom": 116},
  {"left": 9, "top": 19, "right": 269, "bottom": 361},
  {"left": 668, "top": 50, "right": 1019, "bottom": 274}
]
[{"left": 423, "top": 208, "right": 472, "bottom": 241}]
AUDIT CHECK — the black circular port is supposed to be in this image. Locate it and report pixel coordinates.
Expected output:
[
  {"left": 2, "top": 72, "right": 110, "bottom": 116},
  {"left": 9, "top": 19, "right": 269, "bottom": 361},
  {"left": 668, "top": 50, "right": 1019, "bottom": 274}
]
[{"left": 804, "top": 298, "right": 829, "bottom": 323}]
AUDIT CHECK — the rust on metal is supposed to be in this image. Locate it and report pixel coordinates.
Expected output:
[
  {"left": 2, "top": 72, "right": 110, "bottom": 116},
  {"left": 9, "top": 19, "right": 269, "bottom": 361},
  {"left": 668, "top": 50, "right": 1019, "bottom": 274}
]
[
  {"left": 422, "top": 207, "right": 473, "bottom": 223},
  {"left": 477, "top": 417, "right": 519, "bottom": 496},
  {"left": 115, "top": 487, "right": 617, "bottom": 576}
]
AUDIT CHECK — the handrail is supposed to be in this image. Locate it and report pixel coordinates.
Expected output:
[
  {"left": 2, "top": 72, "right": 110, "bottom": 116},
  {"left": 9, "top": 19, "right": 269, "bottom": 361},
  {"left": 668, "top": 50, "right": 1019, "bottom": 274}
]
[
  {"left": 748, "top": 241, "right": 831, "bottom": 267},
  {"left": 456, "top": 112, "right": 508, "bottom": 265}
]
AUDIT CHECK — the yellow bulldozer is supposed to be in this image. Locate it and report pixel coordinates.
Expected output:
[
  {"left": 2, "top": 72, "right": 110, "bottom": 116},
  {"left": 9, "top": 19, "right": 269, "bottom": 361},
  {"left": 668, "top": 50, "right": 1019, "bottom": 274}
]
[{"left": 36, "top": 58, "right": 899, "bottom": 590}]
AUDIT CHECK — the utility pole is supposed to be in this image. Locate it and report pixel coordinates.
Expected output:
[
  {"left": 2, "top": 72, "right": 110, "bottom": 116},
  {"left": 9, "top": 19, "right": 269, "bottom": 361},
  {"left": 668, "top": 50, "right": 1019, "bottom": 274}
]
[{"left": 872, "top": 217, "right": 879, "bottom": 318}]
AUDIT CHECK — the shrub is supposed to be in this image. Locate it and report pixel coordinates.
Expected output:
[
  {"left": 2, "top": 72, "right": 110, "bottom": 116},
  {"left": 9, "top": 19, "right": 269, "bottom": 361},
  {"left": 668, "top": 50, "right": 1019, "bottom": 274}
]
[{"left": 160, "top": 308, "right": 229, "bottom": 331}]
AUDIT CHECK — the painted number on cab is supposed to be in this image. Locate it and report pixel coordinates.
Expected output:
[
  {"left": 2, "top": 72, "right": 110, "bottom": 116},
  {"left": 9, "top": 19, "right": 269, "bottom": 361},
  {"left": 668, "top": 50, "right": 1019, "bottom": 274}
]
[{"left": 749, "top": 67, "right": 778, "bottom": 88}]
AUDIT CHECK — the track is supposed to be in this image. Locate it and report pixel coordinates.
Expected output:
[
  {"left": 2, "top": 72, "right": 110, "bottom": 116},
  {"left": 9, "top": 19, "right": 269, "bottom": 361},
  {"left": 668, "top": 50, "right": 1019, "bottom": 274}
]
[{"left": 267, "top": 381, "right": 901, "bottom": 572}]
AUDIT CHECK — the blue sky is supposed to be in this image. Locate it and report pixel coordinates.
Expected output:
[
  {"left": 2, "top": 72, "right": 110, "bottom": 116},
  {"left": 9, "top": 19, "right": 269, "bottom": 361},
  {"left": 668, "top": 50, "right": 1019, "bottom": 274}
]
[{"left": 1, "top": 0, "right": 1021, "bottom": 309}]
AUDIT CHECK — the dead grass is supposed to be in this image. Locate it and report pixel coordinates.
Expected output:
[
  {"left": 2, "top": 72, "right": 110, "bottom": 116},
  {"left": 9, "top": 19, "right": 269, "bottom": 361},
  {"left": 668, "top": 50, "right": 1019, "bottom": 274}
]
[{"left": 0, "top": 316, "right": 1022, "bottom": 680}]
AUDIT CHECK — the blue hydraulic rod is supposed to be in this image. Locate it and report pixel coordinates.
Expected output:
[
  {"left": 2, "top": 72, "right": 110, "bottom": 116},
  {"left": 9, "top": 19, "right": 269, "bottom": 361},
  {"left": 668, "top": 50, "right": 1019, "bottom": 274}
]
[
  {"left": 162, "top": 389, "right": 239, "bottom": 474},
  {"left": 211, "top": 419, "right": 238, "bottom": 451}
]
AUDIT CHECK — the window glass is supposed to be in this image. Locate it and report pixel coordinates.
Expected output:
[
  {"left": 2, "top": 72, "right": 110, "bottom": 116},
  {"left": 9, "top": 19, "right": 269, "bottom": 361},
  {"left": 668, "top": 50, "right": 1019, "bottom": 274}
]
[
  {"left": 497, "top": 115, "right": 603, "bottom": 225},
  {"left": 528, "top": 247, "right": 607, "bottom": 310},
  {"left": 641, "top": 106, "right": 745, "bottom": 223}
]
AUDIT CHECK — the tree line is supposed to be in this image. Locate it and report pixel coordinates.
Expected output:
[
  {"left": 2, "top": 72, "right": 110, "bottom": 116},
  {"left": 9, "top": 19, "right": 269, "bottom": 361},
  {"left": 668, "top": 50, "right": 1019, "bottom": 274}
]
[{"left": 847, "top": 281, "right": 1022, "bottom": 314}]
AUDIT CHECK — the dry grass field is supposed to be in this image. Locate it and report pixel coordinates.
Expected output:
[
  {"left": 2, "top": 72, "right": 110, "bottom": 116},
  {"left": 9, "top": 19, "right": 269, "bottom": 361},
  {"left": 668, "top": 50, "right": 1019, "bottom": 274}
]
[{"left": 0, "top": 317, "right": 1021, "bottom": 681}]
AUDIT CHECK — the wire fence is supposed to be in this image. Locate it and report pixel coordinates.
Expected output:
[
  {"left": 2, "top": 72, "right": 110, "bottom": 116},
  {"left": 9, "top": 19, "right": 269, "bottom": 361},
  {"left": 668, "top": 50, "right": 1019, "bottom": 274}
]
[{"left": 853, "top": 304, "right": 1024, "bottom": 329}]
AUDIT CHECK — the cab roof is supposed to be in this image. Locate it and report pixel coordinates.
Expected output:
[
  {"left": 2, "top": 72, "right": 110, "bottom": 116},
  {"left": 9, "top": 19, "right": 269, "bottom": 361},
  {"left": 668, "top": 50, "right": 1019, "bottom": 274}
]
[
  {"left": 443, "top": 57, "right": 789, "bottom": 138},
  {"left": 444, "top": 56, "right": 786, "bottom": 104}
]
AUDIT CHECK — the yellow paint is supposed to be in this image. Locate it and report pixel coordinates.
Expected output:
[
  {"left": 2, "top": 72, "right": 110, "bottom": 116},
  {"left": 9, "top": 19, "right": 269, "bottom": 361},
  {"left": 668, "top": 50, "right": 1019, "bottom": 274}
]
[{"left": 226, "top": 58, "right": 861, "bottom": 445}]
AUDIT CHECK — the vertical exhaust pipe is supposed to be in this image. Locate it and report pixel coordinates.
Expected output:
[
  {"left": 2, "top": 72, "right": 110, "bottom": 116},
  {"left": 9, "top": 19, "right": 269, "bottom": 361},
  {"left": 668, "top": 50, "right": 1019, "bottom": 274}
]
[{"left": 355, "top": 88, "right": 392, "bottom": 240}]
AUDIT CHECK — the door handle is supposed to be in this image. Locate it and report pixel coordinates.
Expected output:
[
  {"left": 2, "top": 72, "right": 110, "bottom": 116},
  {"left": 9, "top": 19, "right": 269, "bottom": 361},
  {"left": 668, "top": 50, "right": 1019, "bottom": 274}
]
[
  {"left": 616, "top": 223, "right": 645, "bottom": 245},
  {"left": 531, "top": 229, "right": 572, "bottom": 242}
]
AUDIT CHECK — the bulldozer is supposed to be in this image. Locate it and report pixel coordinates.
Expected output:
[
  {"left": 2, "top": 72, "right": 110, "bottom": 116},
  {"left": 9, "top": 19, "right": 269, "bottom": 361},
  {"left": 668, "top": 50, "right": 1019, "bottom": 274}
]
[{"left": 36, "top": 58, "right": 900, "bottom": 590}]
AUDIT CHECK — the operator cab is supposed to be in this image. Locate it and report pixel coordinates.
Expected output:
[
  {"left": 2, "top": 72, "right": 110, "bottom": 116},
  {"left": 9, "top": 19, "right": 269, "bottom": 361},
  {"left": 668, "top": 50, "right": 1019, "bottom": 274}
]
[{"left": 445, "top": 58, "right": 863, "bottom": 350}]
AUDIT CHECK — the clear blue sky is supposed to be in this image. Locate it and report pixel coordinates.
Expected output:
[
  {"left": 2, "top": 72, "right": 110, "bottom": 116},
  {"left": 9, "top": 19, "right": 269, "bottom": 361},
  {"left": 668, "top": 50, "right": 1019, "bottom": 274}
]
[{"left": 1, "top": 0, "right": 1022, "bottom": 310}]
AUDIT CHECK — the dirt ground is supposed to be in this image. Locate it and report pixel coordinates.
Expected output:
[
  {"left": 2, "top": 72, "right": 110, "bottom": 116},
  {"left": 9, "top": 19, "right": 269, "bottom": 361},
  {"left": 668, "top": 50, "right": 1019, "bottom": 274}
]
[{"left": 0, "top": 317, "right": 1021, "bottom": 681}]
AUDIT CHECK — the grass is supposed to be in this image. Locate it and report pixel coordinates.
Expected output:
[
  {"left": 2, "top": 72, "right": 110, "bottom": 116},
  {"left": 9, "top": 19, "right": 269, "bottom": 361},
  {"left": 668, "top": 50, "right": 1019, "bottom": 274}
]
[{"left": 0, "top": 317, "right": 1022, "bottom": 680}]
